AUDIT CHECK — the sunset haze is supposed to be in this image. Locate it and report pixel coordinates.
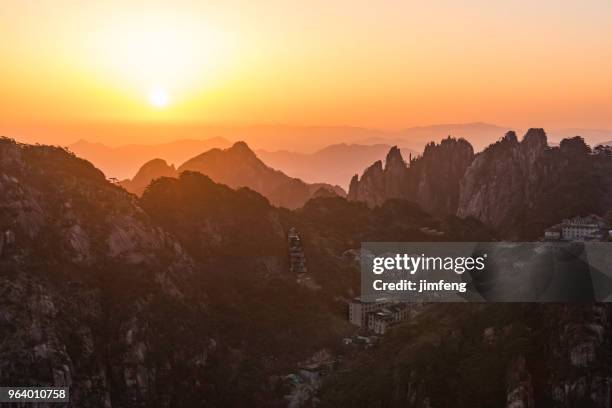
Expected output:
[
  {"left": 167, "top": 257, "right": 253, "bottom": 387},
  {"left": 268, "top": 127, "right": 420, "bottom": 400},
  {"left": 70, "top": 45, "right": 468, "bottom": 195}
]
[{"left": 2, "top": 0, "right": 612, "bottom": 146}]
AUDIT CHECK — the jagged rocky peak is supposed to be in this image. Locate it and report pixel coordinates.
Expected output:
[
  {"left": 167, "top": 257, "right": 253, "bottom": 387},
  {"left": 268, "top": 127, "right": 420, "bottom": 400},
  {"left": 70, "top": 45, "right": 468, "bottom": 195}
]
[
  {"left": 422, "top": 137, "right": 475, "bottom": 167},
  {"left": 228, "top": 140, "right": 256, "bottom": 156},
  {"left": 347, "top": 160, "right": 386, "bottom": 206},
  {"left": 348, "top": 136, "right": 475, "bottom": 215},
  {"left": 560, "top": 135, "right": 591, "bottom": 156},
  {"left": 408, "top": 137, "right": 475, "bottom": 215},
  {"left": 349, "top": 174, "right": 359, "bottom": 189},
  {"left": 521, "top": 128, "right": 547, "bottom": 149},
  {"left": 364, "top": 160, "right": 384, "bottom": 177},
  {"left": 458, "top": 128, "right": 612, "bottom": 238},
  {"left": 384, "top": 146, "right": 405, "bottom": 170},
  {"left": 424, "top": 135, "right": 474, "bottom": 155},
  {"left": 502, "top": 130, "right": 519, "bottom": 144}
]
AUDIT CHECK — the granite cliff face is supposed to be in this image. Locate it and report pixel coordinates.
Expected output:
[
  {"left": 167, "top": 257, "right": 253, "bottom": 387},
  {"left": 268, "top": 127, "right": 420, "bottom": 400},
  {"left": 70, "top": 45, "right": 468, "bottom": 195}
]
[
  {"left": 457, "top": 129, "right": 549, "bottom": 229},
  {"left": 457, "top": 129, "right": 612, "bottom": 238},
  {"left": 348, "top": 137, "right": 474, "bottom": 216},
  {"left": 350, "top": 129, "right": 612, "bottom": 238}
]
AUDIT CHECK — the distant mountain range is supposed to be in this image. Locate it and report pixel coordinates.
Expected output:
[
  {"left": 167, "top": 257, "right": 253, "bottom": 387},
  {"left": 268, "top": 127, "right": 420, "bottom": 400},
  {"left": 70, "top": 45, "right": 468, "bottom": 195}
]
[
  {"left": 69, "top": 137, "right": 231, "bottom": 180},
  {"left": 70, "top": 138, "right": 417, "bottom": 189},
  {"left": 68, "top": 122, "right": 612, "bottom": 184},
  {"left": 257, "top": 144, "right": 417, "bottom": 188},
  {"left": 120, "top": 142, "right": 345, "bottom": 209},
  {"left": 552, "top": 129, "right": 612, "bottom": 146},
  {"left": 67, "top": 122, "right": 511, "bottom": 179}
]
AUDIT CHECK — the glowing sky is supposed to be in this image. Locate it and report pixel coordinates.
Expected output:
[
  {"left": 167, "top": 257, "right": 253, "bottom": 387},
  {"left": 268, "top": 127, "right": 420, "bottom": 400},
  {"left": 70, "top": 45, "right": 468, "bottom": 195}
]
[{"left": 2, "top": 0, "right": 612, "bottom": 144}]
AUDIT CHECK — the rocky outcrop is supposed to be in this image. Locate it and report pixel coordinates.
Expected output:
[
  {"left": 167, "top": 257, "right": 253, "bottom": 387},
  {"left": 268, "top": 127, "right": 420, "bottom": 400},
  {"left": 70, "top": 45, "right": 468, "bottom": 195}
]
[
  {"left": 348, "top": 137, "right": 474, "bottom": 215},
  {"left": 350, "top": 128, "right": 612, "bottom": 238},
  {"left": 504, "top": 305, "right": 612, "bottom": 408},
  {"left": 0, "top": 138, "right": 211, "bottom": 406},
  {"left": 457, "top": 129, "right": 548, "bottom": 230},
  {"left": 0, "top": 137, "right": 361, "bottom": 406},
  {"left": 408, "top": 137, "right": 475, "bottom": 216},
  {"left": 544, "top": 304, "right": 612, "bottom": 407},
  {"left": 320, "top": 303, "right": 612, "bottom": 408},
  {"left": 457, "top": 129, "right": 612, "bottom": 238},
  {"left": 347, "top": 160, "right": 386, "bottom": 206},
  {"left": 506, "top": 355, "right": 534, "bottom": 408}
]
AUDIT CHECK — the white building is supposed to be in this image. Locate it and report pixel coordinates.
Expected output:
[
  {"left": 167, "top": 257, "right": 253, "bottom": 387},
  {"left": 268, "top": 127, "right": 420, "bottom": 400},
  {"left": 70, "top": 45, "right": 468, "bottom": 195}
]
[
  {"left": 366, "top": 305, "right": 410, "bottom": 334},
  {"left": 348, "top": 297, "right": 389, "bottom": 327},
  {"left": 544, "top": 215, "right": 608, "bottom": 242},
  {"left": 560, "top": 215, "right": 607, "bottom": 241}
]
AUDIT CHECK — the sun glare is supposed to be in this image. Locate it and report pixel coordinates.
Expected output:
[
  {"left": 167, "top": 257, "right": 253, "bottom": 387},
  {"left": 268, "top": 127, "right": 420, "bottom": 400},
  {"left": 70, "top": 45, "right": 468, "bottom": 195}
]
[
  {"left": 91, "top": 13, "right": 233, "bottom": 112},
  {"left": 149, "top": 88, "right": 169, "bottom": 108}
]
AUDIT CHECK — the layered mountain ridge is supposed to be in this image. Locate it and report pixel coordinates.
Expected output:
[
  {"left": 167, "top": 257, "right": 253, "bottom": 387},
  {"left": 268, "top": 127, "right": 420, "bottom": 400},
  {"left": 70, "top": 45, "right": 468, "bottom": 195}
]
[
  {"left": 69, "top": 137, "right": 231, "bottom": 180},
  {"left": 2, "top": 135, "right": 612, "bottom": 406},
  {"left": 120, "top": 141, "right": 346, "bottom": 209},
  {"left": 257, "top": 143, "right": 417, "bottom": 189},
  {"left": 0, "top": 137, "right": 353, "bottom": 406}
]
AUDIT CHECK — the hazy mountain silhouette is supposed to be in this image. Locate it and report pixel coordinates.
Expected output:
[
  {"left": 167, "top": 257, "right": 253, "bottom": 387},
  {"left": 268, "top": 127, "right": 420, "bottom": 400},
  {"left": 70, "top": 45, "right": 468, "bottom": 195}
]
[
  {"left": 178, "top": 142, "right": 345, "bottom": 209},
  {"left": 119, "top": 158, "right": 178, "bottom": 196},
  {"left": 257, "top": 143, "right": 417, "bottom": 189},
  {"left": 552, "top": 128, "right": 612, "bottom": 146},
  {"left": 67, "top": 123, "right": 508, "bottom": 179},
  {"left": 358, "top": 122, "right": 512, "bottom": 152},
  {"left": 69, "top": 137, "right": 231, "bottom": 179},
  {"left": 121, "top": 141, "right": 345, "bottom": 209}
]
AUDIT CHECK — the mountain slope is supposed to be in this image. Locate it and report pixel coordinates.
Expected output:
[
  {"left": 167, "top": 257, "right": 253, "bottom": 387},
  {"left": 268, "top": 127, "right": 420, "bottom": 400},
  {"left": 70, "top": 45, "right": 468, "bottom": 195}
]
[
  {"left": 0, "top": 137, "right": 351, "bottom": 406},
  {"left": 0, "top": 137, "right": 209, "bottom": 406},
  {"left": 4, "top": 136, "right": 611, "bottom": 407},
  {"left": 177, "top": 141, "right": 345, "bottom": 209},
  {"left": 320, "top": 303, "right": 612, "bottom": 408}
]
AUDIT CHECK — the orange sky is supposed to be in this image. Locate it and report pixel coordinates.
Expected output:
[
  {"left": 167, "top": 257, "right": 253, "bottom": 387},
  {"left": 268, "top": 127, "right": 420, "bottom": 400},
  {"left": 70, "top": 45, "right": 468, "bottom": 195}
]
[{"left": 2, "top": 0, "right": 612, "bottom": 145}]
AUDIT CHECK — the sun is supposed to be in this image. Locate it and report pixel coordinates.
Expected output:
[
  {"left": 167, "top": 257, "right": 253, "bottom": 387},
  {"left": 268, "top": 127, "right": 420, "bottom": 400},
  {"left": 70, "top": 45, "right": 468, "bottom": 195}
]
[
  {"left": 148, "top": 88, "right": 169, "bottom": 108},
  {"left": 92, "top": 14, "right": 234, "bottom": 114}
]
